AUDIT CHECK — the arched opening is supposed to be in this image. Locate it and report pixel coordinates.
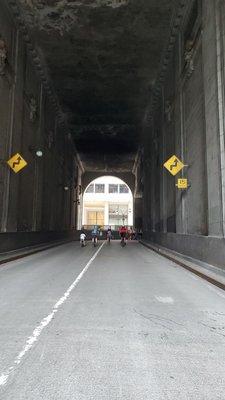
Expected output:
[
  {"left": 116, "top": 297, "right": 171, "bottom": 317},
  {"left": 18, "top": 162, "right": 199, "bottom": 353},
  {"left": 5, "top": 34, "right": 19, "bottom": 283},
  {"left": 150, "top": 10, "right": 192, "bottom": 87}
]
[{"left": 81, "top": 176, "right": 133, "bottom": 230}]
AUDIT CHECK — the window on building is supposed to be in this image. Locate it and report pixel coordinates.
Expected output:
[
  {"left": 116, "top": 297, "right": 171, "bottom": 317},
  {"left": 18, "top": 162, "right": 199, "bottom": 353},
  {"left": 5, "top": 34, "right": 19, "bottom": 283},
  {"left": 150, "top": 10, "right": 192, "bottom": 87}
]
[
  {"left": 86, "top": 184, "right": 94, "bottom": 193},
  {"left": 95, "top": 184, "right": 105, "bottom": 193},
  {"left": 87, "top": 211, "right": 104, "bottom": 226},
  {"left": 119, "top": 184, "right": 129, "bottom": 193},
  {"left": 109, "top": 184, "right": 118, "bottom": 193}
]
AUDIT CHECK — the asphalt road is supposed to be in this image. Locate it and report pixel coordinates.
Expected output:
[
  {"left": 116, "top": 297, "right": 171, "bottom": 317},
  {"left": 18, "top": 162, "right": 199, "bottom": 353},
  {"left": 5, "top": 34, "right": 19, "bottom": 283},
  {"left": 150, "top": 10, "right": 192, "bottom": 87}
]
[{"left": 0, "top": 240, "right": 225, "bottom": 399}]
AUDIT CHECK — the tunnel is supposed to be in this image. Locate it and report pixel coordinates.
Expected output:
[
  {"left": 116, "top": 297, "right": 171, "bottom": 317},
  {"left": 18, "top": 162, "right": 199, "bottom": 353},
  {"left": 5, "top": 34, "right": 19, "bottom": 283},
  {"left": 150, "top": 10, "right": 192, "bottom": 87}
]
[
  {"left": 2, "top": 1, "right": 225, "bottom": 397},
  {"left": 1, "top": 0, "right": 225, "bottom": 267},
  {"left": 0, "top": 0, "right": 225, "bottom": 265}
]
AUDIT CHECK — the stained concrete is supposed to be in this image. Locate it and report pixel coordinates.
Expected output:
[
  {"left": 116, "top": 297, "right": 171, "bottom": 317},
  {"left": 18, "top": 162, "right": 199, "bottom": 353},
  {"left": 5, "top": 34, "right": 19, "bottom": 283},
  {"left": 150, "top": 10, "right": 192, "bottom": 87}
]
[
  {"left": 13, "top": 0, "right": 176, "bottom": 171},
  {"left": 0, "top": 1, "right": 80, "bottom": 233},
  {"left": 141, "top": 0, "right": 225, "bottom": 267},
  {"left": 0, "top": 231, "right": 79, "bottom": 253}
]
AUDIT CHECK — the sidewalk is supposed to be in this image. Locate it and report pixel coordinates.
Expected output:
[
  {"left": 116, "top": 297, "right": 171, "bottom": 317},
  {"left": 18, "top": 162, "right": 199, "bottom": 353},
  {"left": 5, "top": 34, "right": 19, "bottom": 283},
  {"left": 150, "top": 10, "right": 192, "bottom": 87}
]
[{"left": 140, "top": 240, "right": 225, "bottom": 291}]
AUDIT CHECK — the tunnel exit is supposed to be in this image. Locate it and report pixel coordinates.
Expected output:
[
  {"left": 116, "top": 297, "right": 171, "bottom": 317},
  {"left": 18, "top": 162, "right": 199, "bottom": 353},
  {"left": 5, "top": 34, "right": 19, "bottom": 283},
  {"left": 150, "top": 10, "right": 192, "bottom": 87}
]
[{"left": 81, "top": 176, "right": 133, "bottom": 229}]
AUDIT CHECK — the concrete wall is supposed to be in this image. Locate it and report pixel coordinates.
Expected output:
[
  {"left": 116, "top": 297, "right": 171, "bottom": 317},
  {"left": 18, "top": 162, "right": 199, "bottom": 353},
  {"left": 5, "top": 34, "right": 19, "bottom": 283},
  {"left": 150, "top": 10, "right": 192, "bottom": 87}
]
[
  {"left": 145, "top": 231, "right": 225, "bottom": 269},
  {"left": 0, "top": 2, "right": 81, "bottom": 238},
  {"left": 0, "top": 231, "right": 80, "bottom": 253},
  {"left": 142, "top": 0, "right": 225, "bottom": 268}
]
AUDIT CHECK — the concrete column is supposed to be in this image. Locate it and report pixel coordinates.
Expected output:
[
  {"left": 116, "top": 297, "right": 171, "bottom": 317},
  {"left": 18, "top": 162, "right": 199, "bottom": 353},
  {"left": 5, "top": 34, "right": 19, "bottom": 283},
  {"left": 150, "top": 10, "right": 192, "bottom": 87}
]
[
  {"left": 133, "top": 151, "right": 143, "bottom": 230},
  {"left": 153, "top": 120, "right": 160, "bottom": 231},
  {"left": 6, "top": 31, "right": 26, "bottom": 232},
  {"left": 134, "top": 197, "right": 143, "bottom": 229},
  {"left": 142, "top": 143, "right": 151, "bottom": 233},
  {"left": 70, "top": 159, "right": 77, "bottom": 230},
  {"left": 202, "top": 0, "right": 225, "bottom": 236},
  {"left": 32, "top": 83, "right": 43, "bottom": 231},
  {"left": 150, "top": 132, "right": 156, "bottom": 232},
  {"left": 160, "top": 89, "right": 167, "bottom": 233},
  {"left": 77, "top": 168, "right": 83, "bottom": 230},
  {"left": 175, "top": 34, "right": 188, "bottom": 235},
  {"left": 0, "top": 17, "right": 18, "bottom": 232}
]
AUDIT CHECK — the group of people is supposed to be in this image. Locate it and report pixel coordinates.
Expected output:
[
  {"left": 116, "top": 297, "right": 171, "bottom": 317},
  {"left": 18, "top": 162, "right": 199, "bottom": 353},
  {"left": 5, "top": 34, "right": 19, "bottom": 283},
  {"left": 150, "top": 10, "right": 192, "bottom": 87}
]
[
  {"left": 119, "top": 226, "right": 141, "bottom": 240},
  {"left": 80, "top": 225, "right": 142, "bottom": 247},
  {"left": 80, "top": 225, "right": 102, "bottom": 247}
]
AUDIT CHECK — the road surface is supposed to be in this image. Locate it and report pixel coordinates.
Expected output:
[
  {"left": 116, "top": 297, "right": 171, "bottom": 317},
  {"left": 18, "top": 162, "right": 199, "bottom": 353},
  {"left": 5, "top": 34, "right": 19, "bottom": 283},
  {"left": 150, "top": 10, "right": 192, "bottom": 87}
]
[{"left": 0, "top": 241, "right": 225, "bottom": 399}]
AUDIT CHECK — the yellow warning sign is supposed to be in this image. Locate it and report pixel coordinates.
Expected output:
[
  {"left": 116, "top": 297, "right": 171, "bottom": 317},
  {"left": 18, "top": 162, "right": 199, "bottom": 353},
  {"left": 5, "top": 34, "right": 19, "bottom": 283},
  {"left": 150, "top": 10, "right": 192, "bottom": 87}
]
[
  {"left": 163, "top": 155, "right": 184, "bottom": 176},
  {"left": 176, "top": 178, "right": 188, "bottom": 189},
  {"left": 7, "top": 153, "right": 27, "bottom": 173}
]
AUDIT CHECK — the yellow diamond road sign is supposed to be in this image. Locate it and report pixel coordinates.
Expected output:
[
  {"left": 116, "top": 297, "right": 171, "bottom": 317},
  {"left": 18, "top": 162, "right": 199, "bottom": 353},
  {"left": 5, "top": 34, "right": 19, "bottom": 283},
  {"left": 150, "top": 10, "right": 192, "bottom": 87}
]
[
  {"left": 7, "top": 153, "right": 27, "bottom": 173},
  {"left": 163, "top": 155, "right": 184, "bottom": 176},
  {"left": 176, "top": 179, "right": 188, "bottom": 189}
]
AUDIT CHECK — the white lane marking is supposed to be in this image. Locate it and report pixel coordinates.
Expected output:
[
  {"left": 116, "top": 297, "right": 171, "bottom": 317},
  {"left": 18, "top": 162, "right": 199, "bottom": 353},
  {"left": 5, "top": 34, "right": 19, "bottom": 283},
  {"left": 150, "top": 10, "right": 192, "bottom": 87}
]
[
  {"left": 155, "top": 296, "right": 174, "bottom": 304},
  {"left": 0, "top": 242, "right": 105, "bottom": 387}
]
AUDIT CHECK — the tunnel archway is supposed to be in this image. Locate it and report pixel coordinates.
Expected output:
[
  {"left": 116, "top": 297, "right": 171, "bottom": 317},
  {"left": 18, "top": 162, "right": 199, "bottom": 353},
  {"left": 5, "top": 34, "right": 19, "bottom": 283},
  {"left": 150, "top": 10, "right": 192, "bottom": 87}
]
[{"left": 80, "top": 176, "right": 134, "bottom": 230}]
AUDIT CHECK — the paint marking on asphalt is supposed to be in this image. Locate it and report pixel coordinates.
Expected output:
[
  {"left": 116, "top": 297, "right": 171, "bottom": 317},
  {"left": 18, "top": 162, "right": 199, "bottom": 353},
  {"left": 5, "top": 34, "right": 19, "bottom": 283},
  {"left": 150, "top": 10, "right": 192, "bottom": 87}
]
[
  {"left": 0, "top": 242, "right": 105, "bottom": 387},
  {"left": 155, "top": 296, "right": 174, "bottom": 304}
]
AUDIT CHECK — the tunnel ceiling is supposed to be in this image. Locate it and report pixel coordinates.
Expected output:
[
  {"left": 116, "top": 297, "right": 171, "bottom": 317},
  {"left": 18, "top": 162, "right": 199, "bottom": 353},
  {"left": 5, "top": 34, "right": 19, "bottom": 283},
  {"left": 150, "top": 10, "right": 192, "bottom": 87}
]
[{"left": 17, "top": 0, "right": 176, "bottom": 172}]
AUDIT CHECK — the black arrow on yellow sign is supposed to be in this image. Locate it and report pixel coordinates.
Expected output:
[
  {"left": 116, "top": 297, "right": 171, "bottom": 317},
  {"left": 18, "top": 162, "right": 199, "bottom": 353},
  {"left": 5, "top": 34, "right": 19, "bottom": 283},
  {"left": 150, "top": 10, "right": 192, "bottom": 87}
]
[
  {"left": 170, "top": 159, "right": 178, "bottom": 171},
  {"left": 7, "top": 153, "right": 27, "bottom": 173},
  {"left": 12, "top": 156, "right": 22, "bottom": 169}
]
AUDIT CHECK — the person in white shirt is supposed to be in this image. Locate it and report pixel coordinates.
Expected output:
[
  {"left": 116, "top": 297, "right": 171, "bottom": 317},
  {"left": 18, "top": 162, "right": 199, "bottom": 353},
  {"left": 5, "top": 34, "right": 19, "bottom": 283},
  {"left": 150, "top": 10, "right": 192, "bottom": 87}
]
[{"left": 80, "top": 232, "right": 86, "bottom": 247}]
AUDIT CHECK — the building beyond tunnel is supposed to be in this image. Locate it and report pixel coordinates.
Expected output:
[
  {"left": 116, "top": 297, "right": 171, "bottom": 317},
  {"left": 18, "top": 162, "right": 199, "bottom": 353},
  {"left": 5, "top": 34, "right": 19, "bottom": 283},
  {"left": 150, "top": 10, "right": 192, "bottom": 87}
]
[
  {"left": 1, "top": 0, "right": 225, "bottom": 268},
  {"left": 82, "top": 176, "right": 133, "bottom": 228}
]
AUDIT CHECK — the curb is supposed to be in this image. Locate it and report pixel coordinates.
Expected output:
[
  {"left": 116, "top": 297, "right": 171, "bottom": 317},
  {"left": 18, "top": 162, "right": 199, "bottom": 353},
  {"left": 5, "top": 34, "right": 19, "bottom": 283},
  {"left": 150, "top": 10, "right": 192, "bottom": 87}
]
[
  {"left": 0, "top": 240, "right": 73, "bottom": 266},
  {"left": 140, "top": 240, "right": 225, "bottom": 291}
]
